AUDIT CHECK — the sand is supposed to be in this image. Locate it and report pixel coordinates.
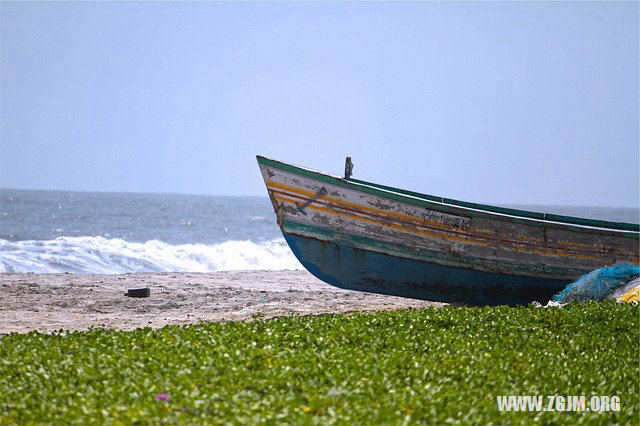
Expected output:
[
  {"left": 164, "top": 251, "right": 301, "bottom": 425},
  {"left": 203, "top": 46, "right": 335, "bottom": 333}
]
[{"left": 0, "top": 271, "right": 444, "bottom": 334}]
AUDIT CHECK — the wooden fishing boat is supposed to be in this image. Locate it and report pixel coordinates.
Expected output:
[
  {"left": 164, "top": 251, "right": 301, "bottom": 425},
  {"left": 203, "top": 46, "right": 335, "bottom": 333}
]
[{"left": 257, "top": 156, "right": 639, "bottom": 305}]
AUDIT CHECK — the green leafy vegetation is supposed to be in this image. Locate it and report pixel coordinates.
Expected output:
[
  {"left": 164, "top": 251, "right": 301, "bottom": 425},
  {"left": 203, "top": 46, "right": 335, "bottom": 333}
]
[{"left": 1, "top": 301, "right": 637, "bottom": 424}]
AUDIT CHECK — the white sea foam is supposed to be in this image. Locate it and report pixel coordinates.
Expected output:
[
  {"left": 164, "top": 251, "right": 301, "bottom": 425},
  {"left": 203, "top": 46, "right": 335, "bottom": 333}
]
[{"left": 0, "top": 237, "right": 302, "bottom": 274}]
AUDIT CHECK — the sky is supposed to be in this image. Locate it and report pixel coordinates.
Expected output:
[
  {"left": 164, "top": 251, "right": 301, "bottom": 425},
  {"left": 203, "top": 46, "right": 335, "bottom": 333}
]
[{"left": 1, "top": 1, "right": 638, "bottom": 207}]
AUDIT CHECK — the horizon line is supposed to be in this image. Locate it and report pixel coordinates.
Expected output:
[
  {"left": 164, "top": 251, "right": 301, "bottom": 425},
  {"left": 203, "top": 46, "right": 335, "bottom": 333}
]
[{"left": 2, "top": 186, "right": 639, "bottom": 210}]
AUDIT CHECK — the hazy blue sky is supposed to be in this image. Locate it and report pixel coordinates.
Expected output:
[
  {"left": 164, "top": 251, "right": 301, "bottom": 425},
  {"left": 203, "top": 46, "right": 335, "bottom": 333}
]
[{"left": 1, "top": 1, "right": 638, "bottom": 207}]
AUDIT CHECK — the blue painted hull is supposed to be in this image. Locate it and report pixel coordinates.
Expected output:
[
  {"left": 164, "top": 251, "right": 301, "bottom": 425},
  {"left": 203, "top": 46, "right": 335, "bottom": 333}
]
[{"left": 283, "top": 233, "right": 570, "bottom": 306}]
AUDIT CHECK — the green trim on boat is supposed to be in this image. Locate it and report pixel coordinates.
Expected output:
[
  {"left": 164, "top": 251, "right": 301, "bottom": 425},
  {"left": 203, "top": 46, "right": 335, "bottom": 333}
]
[{"left": 257, "top": 156, "right": 639, "bottom": 235}]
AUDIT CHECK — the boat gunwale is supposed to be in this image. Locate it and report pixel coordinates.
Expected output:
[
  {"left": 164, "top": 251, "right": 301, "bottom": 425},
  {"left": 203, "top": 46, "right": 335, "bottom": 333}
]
[{"left": 256, "top": 155, "right": 640, "bottom": 235}]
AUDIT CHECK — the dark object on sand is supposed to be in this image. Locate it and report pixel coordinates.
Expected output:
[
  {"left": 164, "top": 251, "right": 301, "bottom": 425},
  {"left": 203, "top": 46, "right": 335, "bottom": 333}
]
[
  {"left": 256, "top": 155, "right": 639, "bottom": 306},
  {"left": 126, "top": 288, "right": 150, "bottom": 298}
]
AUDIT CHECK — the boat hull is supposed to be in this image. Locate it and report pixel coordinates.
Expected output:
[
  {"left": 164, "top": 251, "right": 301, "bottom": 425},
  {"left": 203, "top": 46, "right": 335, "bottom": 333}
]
[
  {"left": 257, "top": 156, "right": 639, "bottom": 305},
  {"left": 283, "top": 232, "right": 568, "bottom": 306}
]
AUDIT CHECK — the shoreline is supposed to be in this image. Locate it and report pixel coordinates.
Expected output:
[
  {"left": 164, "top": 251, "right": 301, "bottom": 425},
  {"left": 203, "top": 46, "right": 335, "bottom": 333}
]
[{"left": 0, "top": 270, "right": 445, "bottom": 334}]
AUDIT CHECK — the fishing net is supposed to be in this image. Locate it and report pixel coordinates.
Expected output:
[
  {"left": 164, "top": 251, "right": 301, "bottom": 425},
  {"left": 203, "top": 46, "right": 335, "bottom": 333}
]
[{"left": 552, "top": 262, "right": 640, "bottom": 303}]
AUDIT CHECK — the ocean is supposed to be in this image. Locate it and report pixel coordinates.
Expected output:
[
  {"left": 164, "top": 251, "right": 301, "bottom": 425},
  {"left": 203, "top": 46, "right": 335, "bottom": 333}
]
[
  {"left": 0, "top": 189, "right": 300, "bottom": 273},
  {"left": 1, "top": 188, "right": 638, "bottom": 274}
]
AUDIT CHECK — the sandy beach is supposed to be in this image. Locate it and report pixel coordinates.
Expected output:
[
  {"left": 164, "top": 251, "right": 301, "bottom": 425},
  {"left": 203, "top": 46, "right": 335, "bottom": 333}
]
[{"left": 0, "top": 270, "right": 444, "bottom": 334}]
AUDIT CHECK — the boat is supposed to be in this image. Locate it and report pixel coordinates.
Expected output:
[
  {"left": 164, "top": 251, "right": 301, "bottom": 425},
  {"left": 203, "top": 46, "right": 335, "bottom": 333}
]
[{"left": 256, "top": 156, "right": 640, "bottom": 305}]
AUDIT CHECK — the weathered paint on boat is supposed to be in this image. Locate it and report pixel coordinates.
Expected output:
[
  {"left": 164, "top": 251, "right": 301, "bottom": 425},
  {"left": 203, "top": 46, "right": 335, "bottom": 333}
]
[{"left": 257, "top": 156, "right": 640, "bottom": 305}]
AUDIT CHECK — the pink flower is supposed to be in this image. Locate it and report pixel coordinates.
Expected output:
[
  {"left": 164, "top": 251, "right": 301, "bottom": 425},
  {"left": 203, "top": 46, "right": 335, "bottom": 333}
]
[{"left": 155, "top": 393, "right": 169, "bottom": 402}]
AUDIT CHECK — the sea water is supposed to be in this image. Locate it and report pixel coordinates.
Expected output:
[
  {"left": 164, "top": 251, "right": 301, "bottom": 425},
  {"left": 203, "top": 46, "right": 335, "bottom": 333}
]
[
  {"left": 1, "top": 188, "right": 637, "bottom": 274},
  {"left": 0, "top": 189, "right": 300, "bottom": 273}
]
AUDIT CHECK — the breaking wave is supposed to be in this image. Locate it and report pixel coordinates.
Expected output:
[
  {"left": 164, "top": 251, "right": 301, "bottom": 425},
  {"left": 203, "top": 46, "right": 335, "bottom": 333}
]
[{"left": 0, "top": 236, "right": 302, "bottom": 274}]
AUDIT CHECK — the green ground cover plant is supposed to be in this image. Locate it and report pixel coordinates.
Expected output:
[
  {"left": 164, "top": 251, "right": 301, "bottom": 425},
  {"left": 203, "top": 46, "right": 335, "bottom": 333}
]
[{"left": 1, "top": 301, "right": 637, "bottom": 424}]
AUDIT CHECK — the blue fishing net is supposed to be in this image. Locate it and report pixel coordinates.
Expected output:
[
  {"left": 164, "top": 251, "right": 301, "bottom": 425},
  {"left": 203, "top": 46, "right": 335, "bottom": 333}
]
[{"left": 552, "top": 262, "right": 640, "bottom": 303}]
